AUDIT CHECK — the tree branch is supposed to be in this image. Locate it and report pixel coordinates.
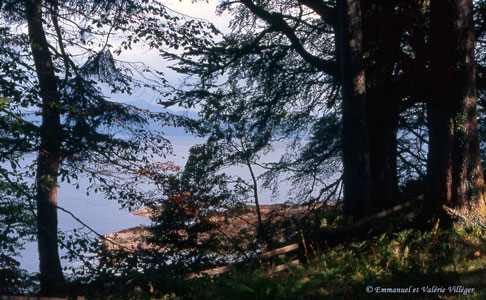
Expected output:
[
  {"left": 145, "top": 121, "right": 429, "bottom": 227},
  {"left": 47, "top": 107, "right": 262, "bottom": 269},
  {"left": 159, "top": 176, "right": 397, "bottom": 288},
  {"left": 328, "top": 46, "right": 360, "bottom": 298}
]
[
  {"left": 239, "top": 0, "right": 337, "bottom": 76},
  {"left": 56, "top": 204, "right": 133, "bottom": 251},
  {"left": 298, "top": 0, "right": 337, "bottom": 27}
]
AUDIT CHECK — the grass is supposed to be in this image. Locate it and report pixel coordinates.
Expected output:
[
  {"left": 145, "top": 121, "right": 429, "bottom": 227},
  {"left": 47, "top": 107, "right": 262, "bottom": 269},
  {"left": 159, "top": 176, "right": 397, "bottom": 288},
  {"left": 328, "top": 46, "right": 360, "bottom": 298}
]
[
  {"left": 183, "top": 209, "right": 486, "bottom": 300},
  {"left": 47, "top": 205, "right": 486, "bottom": 299}
]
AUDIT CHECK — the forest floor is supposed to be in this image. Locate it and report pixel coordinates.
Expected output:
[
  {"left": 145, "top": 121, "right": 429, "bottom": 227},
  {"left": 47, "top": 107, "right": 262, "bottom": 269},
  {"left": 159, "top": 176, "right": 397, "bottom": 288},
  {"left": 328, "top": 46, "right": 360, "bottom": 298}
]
[
  {"left": 97, "top": 203, "right": 486, "bottom": 300},
  {"left": 181, "top": 210, "right": 486, "bottom": 300}
]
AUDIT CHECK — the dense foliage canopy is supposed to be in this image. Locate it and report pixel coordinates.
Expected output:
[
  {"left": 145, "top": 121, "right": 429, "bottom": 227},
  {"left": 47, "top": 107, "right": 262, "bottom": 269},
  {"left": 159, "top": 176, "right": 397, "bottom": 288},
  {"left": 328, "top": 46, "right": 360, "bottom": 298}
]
[{"left": 1, "top": 0, "right": 486, "bottom": 298}]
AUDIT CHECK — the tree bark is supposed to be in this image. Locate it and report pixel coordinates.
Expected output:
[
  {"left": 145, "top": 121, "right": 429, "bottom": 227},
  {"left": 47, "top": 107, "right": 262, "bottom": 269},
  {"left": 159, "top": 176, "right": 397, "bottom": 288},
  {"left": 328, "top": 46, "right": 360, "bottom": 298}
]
[
  {"left": 425, "top": 0, "right": 486, "bottom": 227},
  {"left": 362, "top": 1, "right": 402, "bottom": 211},
  {"left": 367, "top": 93, "right": 400, "bottom": 210},
  {"left": 26, "top": 0, "right": 64, "bottom": 295},
  {"left": 337, "top": 0, "right": 373, "bottom": 219}
]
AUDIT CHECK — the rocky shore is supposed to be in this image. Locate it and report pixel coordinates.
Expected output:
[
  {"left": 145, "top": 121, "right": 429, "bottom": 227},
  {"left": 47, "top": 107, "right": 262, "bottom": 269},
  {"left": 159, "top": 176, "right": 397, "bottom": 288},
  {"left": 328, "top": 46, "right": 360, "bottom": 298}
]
[{"left": 102, "top": 204, "right": 314, "bottom": 251}]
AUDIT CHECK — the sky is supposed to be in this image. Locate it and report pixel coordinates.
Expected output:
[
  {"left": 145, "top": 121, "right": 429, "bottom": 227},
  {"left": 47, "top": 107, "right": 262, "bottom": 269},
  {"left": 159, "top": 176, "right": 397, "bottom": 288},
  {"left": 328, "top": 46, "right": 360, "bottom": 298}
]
[
  {"left": 166, "top": 0, "right": 231, "bottom": 32},
  {"left": 107, "top": 0, "right": 232, "bottom": 110}
]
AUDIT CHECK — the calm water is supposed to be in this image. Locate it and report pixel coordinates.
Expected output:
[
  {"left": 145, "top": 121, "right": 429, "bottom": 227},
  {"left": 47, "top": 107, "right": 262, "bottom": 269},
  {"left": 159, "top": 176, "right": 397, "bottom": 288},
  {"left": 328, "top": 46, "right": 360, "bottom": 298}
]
[{"left": 17, "top": 136, "right": 288, "bottom": 272}]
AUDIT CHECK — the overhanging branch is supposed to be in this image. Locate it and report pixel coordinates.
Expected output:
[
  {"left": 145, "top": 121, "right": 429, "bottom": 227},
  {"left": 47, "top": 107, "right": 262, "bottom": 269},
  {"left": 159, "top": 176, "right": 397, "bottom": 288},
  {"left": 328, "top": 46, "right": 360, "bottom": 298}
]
[
  {"left": 239, "top": 0, "right": 337, "bottom": 76},
  {"left": 298, "top": 0, "right": 337, "bottom": 27}
]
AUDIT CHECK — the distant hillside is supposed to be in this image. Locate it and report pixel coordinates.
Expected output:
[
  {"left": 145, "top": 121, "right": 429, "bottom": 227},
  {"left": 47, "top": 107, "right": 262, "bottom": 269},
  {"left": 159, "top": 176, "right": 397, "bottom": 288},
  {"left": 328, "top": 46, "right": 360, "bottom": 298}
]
[
  {"left": 19, "top": 99, "right": 199, "bottom": 137},
  {"left": 124, "top": 99, "right": 199, "bottom": 137}
]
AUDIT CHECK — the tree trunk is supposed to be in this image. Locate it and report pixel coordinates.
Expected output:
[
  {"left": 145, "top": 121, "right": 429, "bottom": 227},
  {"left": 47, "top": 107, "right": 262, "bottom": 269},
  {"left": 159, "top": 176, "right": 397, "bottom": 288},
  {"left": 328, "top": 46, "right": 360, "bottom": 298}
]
[
  {"left": 337, "top": 0, "right": 373, "bottom": 219},
  {"left": 367, "top": 93, "right": 399, "bottom": 210},
  {"left": 246, "top": 160, "right": 267, "bottom": 245},
  {"left": 425, "top": 0, "right": 486, "bottom": 227},
  {"left": 362, "top": 0, "right": 401, "bottom": 211},
  {"left": 26, "top": 0, "right": 64, "bottom": 295}
]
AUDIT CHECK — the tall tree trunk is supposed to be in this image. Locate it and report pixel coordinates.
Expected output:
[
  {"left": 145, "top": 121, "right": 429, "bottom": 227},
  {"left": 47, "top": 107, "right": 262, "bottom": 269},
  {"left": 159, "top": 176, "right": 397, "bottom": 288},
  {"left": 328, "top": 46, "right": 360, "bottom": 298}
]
[
  {"left": 425, "top": 0, "right": 486, "bottom": 227},
  {"left": 362, "top": 0, "right": 401, "bottom": 211},
  {"left": 338, "top": 0, "right": 373, "bottom": 219},
  {"left": 26, "top": 0, "right": 64, "bottom": 295},
  {"left": 367, "top": 93, "right": 399, "bottom": 210}
]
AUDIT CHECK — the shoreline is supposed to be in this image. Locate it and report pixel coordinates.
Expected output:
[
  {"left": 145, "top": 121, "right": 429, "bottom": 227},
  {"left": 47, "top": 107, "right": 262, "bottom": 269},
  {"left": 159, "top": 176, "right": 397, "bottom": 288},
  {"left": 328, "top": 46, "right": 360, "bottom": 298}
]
[{"left": 103, "top": 203, "right": 320, "bottom": 251}]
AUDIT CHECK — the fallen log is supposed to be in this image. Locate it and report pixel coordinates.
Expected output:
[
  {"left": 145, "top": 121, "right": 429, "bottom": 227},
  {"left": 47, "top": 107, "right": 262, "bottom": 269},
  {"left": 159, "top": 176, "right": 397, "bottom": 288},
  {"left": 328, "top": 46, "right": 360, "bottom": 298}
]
[{"left": 186, "top": 243, "right": 300, "bottom": 279}]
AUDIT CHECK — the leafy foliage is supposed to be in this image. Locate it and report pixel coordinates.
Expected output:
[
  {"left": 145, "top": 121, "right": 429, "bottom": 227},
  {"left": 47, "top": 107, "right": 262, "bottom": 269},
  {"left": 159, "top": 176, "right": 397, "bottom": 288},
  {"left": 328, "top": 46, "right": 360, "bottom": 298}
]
[
  {"left": 2, "top": 0, "right": 486, "bottom": 297},
  {"left": 0, "top": 0, "right": 218, "bottom": 292}
]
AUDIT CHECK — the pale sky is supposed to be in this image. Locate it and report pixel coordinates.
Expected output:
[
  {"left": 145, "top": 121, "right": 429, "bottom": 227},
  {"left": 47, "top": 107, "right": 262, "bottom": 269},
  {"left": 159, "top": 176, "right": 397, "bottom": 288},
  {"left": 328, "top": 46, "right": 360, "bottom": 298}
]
[
  {"left": 109, "top": 0, "right": 232, "bottom": 110},
  {"left": 166, "top": 0, "right": 231, "bottom": 33}
]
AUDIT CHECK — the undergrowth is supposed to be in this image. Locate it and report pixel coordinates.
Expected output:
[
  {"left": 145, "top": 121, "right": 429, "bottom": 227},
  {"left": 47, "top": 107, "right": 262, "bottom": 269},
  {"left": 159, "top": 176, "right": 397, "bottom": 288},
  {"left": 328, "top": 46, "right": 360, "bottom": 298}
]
[
  {"left": 183, "top": 210, "right": 486, "bottom": 300},
  {"left": 20, "top": 206, "right": 486, "bottom": 299}
]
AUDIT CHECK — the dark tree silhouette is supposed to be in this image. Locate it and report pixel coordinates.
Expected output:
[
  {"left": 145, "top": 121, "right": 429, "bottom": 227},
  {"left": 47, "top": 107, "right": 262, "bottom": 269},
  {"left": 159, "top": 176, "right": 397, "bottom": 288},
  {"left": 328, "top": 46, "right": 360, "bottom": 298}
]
[
  {"left": 25, "top": 0, "right": 64, "bottom": 293},
  {"left": 425, "top": 0, "right": 486, "bottom": 227},
  {"left": 338, "top": 0, "right": 372, "bottom": 218}
]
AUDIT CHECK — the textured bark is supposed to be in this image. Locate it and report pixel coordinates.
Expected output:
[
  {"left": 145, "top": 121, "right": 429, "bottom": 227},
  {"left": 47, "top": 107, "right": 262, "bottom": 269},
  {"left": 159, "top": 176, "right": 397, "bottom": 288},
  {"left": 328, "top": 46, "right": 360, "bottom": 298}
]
[
  {"left": 26, "top": 0, "right": 64, "bottom": 295},
  {"left": 426, "top": 0, "right": 486, "bottom": 227},
  {"left": 338, "top": 0, "right": 373, "bottom": 219},
  {"left": 362, "top": 1, "right": 401, "bottom": 211}
]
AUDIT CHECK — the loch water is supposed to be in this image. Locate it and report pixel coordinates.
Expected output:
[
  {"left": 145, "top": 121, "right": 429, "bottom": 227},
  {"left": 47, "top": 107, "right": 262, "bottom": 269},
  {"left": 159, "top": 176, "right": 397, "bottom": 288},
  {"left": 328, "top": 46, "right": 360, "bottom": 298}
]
[{"left": 16, "top": 136, "right": 288, "bottom": 272}]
